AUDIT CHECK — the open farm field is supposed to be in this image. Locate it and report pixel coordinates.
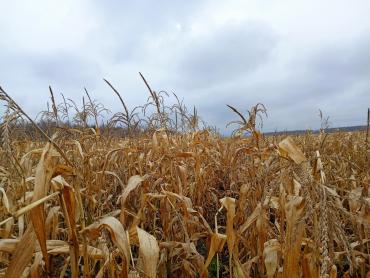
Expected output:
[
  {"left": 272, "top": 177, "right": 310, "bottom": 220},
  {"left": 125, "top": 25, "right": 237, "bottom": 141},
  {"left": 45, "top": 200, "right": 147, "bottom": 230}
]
[{"left": 0, "top": 89, "right": 368, "bottom": 277}]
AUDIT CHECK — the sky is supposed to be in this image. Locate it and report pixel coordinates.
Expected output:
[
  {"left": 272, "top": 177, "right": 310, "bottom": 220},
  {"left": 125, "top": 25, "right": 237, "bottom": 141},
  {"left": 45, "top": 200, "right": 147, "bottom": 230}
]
[{"left": 0, "top": 0, "right": 369, "bottom": 133}]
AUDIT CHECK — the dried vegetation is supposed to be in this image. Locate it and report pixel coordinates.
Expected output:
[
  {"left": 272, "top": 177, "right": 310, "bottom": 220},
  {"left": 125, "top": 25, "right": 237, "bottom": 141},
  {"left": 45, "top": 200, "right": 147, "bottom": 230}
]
[{"left": 0, "top": 79, "right": 369, "bottom": 277}]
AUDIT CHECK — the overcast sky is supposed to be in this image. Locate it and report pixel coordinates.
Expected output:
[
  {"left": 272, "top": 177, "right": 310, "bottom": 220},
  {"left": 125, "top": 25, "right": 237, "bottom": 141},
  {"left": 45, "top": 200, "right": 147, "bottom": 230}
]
[{"left": 1, "top": 0, "right": 369, "bottom": 132}]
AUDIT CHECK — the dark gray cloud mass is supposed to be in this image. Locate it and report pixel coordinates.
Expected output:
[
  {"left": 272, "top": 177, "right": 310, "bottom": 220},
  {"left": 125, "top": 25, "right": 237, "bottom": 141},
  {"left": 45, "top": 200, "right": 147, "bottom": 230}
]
[
  {"left": 172, "top": 22, "right": 278, "bottom": 89},
  {"left": 0, "top": 0, "right": 369, "bottom": 133},
  {"left": 32, "top": 53, "right": 102, "bottom": 89}
]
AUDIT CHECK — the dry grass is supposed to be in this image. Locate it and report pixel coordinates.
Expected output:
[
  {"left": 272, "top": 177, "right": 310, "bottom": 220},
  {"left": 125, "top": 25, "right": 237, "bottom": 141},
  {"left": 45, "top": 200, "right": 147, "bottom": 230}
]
[{"left": 0, "top": 84, "right": 369, "bottom": 277}]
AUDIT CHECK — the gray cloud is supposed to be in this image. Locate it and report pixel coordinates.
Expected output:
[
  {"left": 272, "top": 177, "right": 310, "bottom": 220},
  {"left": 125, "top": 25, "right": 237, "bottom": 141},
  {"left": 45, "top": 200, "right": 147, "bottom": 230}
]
[
  {"left": 92, "top": 0, "right": 205, "bottom": 64},
  {"left": 172, "top": 22, "right": 278, "bottom": 89},
  {"left": 188, "top": 36, "right": 370, "bottom": 132},
  {"left": 0, "top": 0, "right": 369, "bottom": 132},
  {"left": 32, "top": 52, "right": 102, "bottom": 89},
  {"left": 0, "top": 50, "right": 102, "bottom": 115}
]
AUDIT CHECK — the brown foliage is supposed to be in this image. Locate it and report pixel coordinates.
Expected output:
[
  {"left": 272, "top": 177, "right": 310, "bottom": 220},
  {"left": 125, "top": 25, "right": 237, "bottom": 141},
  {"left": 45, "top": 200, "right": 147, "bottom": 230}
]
[{"left": 0, "top": 86, "right": 369, "bottom": 277}]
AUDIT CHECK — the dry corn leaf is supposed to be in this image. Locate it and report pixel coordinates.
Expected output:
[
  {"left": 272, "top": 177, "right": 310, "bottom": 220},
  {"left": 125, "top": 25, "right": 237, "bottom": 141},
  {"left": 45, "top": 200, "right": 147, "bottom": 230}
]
[
  {"left": 30, "top": 142, "right": 59, "bottom": 272},
  {"left": 30, "top": 252, "right": 42, "bottom": 278},
  {"left": 0, "top": 239, "right": 71, "bottom": 253},
  {"left": 278, "top": 137, "right": 306, "bottom": 164},
  {"left": 12, "top": 191, "right": 60, "bottom": 219},
  {"left": 233, "top": 257, "right": 247, "bottom": 277},
  {"left": 314, "top": 150, "right": 326, "bottom": 183},
  {"left": 220, "top": 197, "right": 236, "bottom": 272},
  {"left": 302, "top": 253, "right": 319, "bottom": 278},
  {"left": 72, "top": 140, "right": 84, "bottom": 159},
  {"left": 18, "top": 215, "right": 25, "bottom": 236},
  {"left": 5, "top": 225, "right": 36, "bottom": 278},
  {"left": 120, "top": 175, "right": 145, "bottom": 223},
  {"left": 0, "top": 239, "right": 19, "bottom": 253},
  {"left": 241, "top": 256, "right": 260, "bottom": 277},
  {"left": 48, "top": 244, "right": 105, "bottom": 260},
  {"left": 202, "top": 232, "right": 227, "bottom": 277},
  {"left": 329, "top": 264, "right": 337, "bottom": 278},
  {"left": 152, "top": 132, "right": 158, "bottom": 151},
  {"left": 263, "top": 239, "right": 281, "bottom": 278},
  {"left": 293, "top": 179, "right": 302, "bottom": 196},
  {"left": 82, "top": 216, "right": 131, "bottom": 276},
  {"left": 19, "top": 148, "right": 44, "bottom": 166},
  {"left": 349, "top": 187, "right": 362, "bottom": 212},
  {"left": 0, "top": 187, "right": 10, "bottom": 213},
  {"left": 2, "top": 217, "right": 13, "bottom": 238},
  {"left": 176, "top": 152, "right": 194, "bottom": 158},
  {"left": 282, "top": 196, "right": 305, "bottom": 278},
  {"left": 269, "top": 197, "right": 280, "bottom": 209},
  {"left": 136, "top": 227, "right": 159, "bottom": 278},
  {"left": 53, "top": 164, "right": 76, "bottom": 177},
  {"left": 239, "top": 203, "right": 262, "bottom": 234},
  {"left": 60, "top": 184, "right": 79, "bottom": 277},
  {"left": 6, "top": 142, "right": 58, "bottom": 277},
  {"left": 45, "top": 206, "right": 60, "bottom": 239}
]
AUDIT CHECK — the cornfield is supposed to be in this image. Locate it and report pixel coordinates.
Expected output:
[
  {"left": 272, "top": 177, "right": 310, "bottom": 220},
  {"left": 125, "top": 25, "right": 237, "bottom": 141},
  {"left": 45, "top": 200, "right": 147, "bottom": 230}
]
[{"left": 0, "top": 80, "right": 369, "bottom": 277}]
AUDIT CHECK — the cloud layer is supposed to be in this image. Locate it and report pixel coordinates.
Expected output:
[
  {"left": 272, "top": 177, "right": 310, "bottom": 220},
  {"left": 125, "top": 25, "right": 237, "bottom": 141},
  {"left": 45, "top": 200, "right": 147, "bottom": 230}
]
[{"left": 1, "top": 0, "right": 369, "bottom": 132}]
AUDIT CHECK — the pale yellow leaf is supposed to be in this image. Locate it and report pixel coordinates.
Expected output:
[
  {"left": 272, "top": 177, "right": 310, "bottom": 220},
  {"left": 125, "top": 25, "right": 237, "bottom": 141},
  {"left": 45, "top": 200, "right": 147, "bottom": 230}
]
[
  {"left": 278, "top": 137, "right": 306, "bottom": 164},
  {"left": 263, "top": 239, "right": 280, "bottom": 278},
  {"left": 137, "top": 227, "right": 159, "bottom": 278}
]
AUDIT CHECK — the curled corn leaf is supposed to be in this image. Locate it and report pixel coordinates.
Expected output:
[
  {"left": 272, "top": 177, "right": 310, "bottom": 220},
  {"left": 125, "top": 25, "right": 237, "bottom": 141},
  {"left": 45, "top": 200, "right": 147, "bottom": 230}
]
[
  {"left": 263, "top": 239, "right": 281, "bottom": 278},
  {"left": 136, "top": 227, "right": 159, "bottom": 278},
  {"left": 278, "top": 137, "right": 306, "bottom": 164}
]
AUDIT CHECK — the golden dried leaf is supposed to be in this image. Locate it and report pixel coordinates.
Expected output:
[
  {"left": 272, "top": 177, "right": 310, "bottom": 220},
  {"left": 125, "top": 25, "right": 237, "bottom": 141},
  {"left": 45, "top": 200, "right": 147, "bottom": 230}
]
[
  {"left": 176, "top": 152, "right": 194, "bottom": 158},
  {"left": 278, "top": 137, "right": 306, "bottom": 164},
  {"left": 220, "top": 197, "right": 236, "bottom": 269},
  {"left": 136, "top": 227, "right": 159, "bottom": 278},
  {"left": 30, "top": 142, "right": 59, "bottom": 272},
  {"left": 120, "top": 175, "right": 145, "bottom": 223},
  {"left": 30, "top": 252, "right": 42, "bottom": 278},
  {"left": 329, "top": 264, "right": 337, "bottom": 278},
  {"left": 302, "top": 253, "right": 319, "bottom": 278},
  {"left": 60, "top": 185, "right": 79, "bottom": 277},
  {"left": 239, "top": 203, "right": 262, "bottom": 234},
  {"left": 349, "top": 187, "right": 362, "bottom": 212},
  {"left": 152, "top": 132, "right": 158, "bottom": 151},
  {"left": 0, "top": 239, "right": 19, "bottom": 253},
  {"left": 283, "top": 196, "right": 305, "bottom": 278},
  {"left": 18, "top": 215, "right": 25, "bottom": 237},
  {"left": 53, "top": 164, "right": 76, "bottom": 177},
  {"left": 82, "top": 216, "right": 131, "bottom": 276},
  {"left": 5, "top": 226, "right": 36, "bottom": 278},
  {"left": 0, "top": 187, "right": 10, "bottom": 213},
  {"left": 48, "top": 244, "right": 105, "bottom": 260},
  {"left": 263, "top": 239, "right": 280, "bottom": 278},
  {"left": 45, "top": 206, "right": 60, "bottom": 239},
  {"left": 202, "top": 232, "right": 227, "bottom": 277},
  {"left": 6, "top": 142, "right": 58, "bottom": 276}
]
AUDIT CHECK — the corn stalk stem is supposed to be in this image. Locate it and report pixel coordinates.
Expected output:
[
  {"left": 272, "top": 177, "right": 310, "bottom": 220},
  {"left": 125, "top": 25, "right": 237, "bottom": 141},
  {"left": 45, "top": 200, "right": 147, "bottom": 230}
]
[{"left": 0, "top": 191, "right": 61, "bottom": 226}]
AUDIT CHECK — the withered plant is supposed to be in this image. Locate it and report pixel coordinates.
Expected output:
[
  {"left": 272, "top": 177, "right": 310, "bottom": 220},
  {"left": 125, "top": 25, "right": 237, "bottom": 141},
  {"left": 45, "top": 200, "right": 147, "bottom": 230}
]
[{"left": 0, "top": 81, "right": 369, "bottom": 278}]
